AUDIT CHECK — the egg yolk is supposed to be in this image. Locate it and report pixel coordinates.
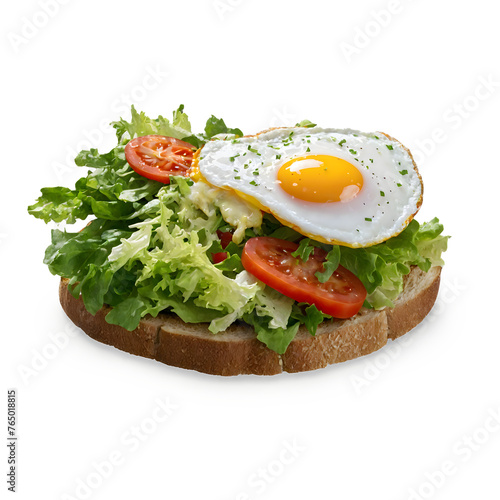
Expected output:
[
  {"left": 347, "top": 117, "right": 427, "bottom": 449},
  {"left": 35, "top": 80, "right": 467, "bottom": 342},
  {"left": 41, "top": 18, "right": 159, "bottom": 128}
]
[{"left": 277, "top": 155, "right": 364, "bottom": 203}]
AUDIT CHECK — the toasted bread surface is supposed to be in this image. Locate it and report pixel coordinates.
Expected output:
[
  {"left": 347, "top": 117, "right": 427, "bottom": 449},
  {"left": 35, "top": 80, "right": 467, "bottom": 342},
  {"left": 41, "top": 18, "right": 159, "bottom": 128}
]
[{"left": 59, "top": 266, "right": 441, "bottom": 375}]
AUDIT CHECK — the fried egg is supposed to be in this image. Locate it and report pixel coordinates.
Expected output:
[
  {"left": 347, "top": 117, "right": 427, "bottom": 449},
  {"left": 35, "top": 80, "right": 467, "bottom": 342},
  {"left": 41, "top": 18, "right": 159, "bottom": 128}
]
[{"left": 191, "top": 127, "right": 423, "bottom": 247}]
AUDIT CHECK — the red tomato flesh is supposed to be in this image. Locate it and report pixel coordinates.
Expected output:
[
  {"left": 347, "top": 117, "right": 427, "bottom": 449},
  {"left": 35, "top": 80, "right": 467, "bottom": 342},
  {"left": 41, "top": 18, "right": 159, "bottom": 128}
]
[
  {"left": 125, "top": 135, "right": 195, "bottom": 183},
  {"left": 217, "top": 230, "right": 233, "bottom": 249},
  {"left": 241, "top": 237, "right": 367, "bottom": 318},
  {"left": 212, "top": 252, "right": 228, "bottom": 264},
  {"left": 212, "top": 230, "right": 234, "bottom": 264}
]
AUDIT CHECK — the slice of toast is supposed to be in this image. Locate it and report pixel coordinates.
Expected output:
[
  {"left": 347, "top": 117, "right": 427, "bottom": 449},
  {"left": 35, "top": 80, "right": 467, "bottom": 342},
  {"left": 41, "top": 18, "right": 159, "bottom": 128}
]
[{"left": 59, "top": 266, "right": 441, "bottom": 375}]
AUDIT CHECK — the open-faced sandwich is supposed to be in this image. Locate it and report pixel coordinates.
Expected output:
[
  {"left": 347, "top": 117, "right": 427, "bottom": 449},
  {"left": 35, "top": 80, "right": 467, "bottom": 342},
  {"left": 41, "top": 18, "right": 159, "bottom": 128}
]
[{"left": 29, "top": 106, "right": 449, "bottom": 375}]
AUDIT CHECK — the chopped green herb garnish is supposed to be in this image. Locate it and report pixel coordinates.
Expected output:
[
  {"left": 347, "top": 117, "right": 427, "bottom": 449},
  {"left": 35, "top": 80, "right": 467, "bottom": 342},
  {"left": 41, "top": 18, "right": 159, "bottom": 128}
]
[
  {"left": 229, "top": 154, "right": 240, "bottom": 162},
  {"left": 365, "top": 217, "right": 372, "bottom": 222},
  {"left": 249, "top": 180, "right": 258, "bottom": 186},
  {"left": 306, "top": 147, "right": 311, "bottom": 152},
  {"left": 276, "top": 154, "right": 281, "bottom": 160},
  {"left": 339, "top": 139, "right": 346, "bottom": 147},
  {"left": 397, "top": 182, "right": 402, "bottom": 187},
  {"left": 386, "top": 144, "right": 394, "bottom": 151},
  {"left": 399, "top": 170, "right": 408, "bottom": 175},
  {"left": 380, "top": 191, "right": 385, "bottom": 197},
  {"left": 349, "top": 149, "right": 357, "bottom": 155}
]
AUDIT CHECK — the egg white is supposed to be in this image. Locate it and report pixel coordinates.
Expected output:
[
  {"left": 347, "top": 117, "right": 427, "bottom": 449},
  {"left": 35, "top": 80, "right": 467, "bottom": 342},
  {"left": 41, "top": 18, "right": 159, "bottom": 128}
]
[{"left": 194, "top": 127, "right": 423, "bottom": 247}]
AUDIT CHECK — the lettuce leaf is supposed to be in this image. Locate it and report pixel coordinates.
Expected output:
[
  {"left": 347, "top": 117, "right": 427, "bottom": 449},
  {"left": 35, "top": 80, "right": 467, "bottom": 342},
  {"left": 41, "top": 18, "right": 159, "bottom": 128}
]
[
  {"left": 44, "top": 219, "right": 133, "bottom": 314},
  {"left": 29, "top": 145, "right": 162, "bottom": 225},
  {"left": 182, "top": 113, "right": 244, "bottom": 148},
  {"left": 27, "top": 187, "right": 89, "bottom": 224},
  {"left": 243, "top": 313, "right": 301, "bottom": 355},
  {"left": 111, "top": 104, "right": 192, "bottom": 142},
  {"left": 339, "top": 218, "right": 449, "bottom": 309},
  {"left": 203, "top": 116, "right": 243, "bottom": 139}
]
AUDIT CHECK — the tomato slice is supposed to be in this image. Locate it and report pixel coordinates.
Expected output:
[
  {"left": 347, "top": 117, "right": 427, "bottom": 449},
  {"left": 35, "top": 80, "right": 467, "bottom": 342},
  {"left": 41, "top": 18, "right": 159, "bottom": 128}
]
[
  {"left": 125, "top": 135, "right": 195, "bottom": 183},
  {"left": 241, "top": 237, "right": 367, "bottom": 318}
]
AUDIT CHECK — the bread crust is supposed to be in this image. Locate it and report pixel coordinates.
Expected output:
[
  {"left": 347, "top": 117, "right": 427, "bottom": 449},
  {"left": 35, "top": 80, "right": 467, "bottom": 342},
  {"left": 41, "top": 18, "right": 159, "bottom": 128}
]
[{"left": 59, "top": 266, "right": 441, "bottom": 376}]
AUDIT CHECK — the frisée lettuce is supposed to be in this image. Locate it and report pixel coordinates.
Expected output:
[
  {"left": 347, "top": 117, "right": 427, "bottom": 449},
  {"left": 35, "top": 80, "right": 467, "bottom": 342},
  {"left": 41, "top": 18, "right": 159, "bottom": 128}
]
[{"left": 28, "top": 106, "right": 449, "bottom": 355}]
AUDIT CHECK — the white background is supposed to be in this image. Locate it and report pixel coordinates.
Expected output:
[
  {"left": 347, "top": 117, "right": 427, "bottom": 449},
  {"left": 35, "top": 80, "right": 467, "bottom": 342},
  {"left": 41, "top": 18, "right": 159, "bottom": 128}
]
[{"left": 2, "top": 1, "right": 500, "bottom": 499}]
